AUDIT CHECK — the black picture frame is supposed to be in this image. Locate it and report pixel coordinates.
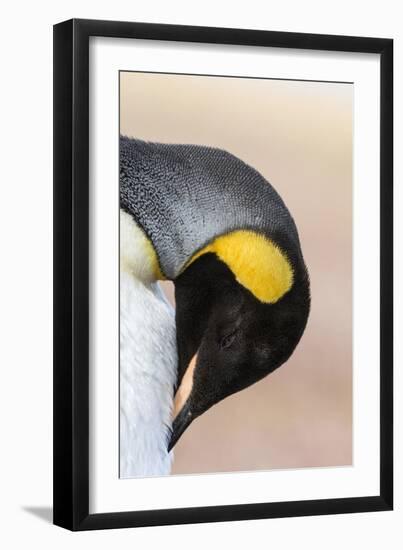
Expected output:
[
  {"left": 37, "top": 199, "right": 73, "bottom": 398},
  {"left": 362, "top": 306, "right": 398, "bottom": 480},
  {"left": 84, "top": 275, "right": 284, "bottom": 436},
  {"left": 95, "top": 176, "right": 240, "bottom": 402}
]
[{"left": 53, "top": 18, "right": 393, "bottom": 531}]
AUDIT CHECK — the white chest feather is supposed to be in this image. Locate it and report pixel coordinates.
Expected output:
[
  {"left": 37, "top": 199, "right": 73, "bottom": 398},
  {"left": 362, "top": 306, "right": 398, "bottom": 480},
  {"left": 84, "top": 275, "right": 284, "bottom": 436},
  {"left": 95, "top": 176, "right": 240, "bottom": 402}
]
[{"left": 120, "top": 211, "right": 177, "bottom": 478}]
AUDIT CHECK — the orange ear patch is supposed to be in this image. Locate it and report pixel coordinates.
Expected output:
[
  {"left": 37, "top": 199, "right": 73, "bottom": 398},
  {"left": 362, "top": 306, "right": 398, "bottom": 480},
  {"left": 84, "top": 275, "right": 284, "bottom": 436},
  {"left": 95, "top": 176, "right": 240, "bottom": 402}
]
[{"left": 188, "top": 230, "right": 293, "bottom": 303}]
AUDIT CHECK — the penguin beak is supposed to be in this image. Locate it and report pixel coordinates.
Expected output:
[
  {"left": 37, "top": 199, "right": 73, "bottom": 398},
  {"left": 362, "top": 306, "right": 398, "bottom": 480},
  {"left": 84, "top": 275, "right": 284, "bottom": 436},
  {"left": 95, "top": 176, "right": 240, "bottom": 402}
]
[
  {"left": 168, "top": 400, "right": 194, "bottom": 452},
  {"left": 168, "top": 353, "right": 198, "bottom": 452}
]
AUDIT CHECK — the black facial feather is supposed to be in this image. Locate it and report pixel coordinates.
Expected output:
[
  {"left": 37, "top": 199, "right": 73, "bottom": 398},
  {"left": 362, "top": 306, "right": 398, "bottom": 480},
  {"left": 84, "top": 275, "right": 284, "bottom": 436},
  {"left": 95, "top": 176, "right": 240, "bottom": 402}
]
[{"left": 173, "top": 251, "right": 310, "bottom": 430}]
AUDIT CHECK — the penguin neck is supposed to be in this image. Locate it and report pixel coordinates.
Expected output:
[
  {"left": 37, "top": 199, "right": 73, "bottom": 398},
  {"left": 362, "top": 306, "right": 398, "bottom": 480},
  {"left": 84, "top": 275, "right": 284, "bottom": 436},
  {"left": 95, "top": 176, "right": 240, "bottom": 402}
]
[
  {"left": 120, "top": 209, "right": 164, "bottom": 284},
  {"left": 120, "top": 138, "right": 300, "bottom": 282},
  {"left": 121, "top": 205, "right": 295, "bottom": 305}
]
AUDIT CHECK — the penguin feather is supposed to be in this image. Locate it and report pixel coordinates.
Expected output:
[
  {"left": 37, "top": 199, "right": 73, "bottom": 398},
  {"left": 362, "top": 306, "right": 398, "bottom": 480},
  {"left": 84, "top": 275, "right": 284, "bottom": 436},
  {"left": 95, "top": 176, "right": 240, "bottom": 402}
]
[{"left": 119, "top": 211, "right": 177, "bottom": 477}]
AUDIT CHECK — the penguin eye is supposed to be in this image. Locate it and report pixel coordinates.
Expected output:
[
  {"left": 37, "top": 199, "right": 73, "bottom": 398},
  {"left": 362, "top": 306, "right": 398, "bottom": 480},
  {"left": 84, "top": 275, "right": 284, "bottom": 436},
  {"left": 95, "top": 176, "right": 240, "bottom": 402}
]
[{"left": 220, "top": 331, "right": 237, "bottom": 350}]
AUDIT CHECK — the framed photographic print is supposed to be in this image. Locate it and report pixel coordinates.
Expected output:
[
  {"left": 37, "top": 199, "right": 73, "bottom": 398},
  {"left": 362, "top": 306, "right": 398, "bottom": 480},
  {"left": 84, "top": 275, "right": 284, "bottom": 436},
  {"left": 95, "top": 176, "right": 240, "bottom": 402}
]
[{"left": 53, "top": 19, "right": 393, "bottom": 530}]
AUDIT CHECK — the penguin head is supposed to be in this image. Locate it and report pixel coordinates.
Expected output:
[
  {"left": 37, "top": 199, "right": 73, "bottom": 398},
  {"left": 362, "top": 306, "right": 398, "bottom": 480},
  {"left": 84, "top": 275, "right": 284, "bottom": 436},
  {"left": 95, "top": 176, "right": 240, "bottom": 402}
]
[
  {"left": 168, "top": 233, "right": 310, "bottom": 451},
  {"left": 119, "top": 137, "right": 311, "bottom": 452}
]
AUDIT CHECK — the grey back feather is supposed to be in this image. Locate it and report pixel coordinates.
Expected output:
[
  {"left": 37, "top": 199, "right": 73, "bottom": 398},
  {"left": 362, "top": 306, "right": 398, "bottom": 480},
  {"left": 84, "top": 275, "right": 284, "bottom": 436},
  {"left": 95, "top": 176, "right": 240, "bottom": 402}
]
[{"left": 120, "top": 136, "right": 301, "bottom": 279}]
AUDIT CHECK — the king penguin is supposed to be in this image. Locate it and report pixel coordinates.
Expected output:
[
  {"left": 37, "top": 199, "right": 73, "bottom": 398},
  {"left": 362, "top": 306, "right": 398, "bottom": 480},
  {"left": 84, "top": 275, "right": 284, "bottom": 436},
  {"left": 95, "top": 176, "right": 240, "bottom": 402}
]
[{"left": 120, "top": 136, "right": 310, "bottom": 477}]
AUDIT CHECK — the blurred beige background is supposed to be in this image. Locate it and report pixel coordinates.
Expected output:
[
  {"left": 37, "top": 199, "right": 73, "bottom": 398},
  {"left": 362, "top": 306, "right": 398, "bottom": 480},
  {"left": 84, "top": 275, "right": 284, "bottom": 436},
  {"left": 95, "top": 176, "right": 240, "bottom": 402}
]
[{"left": 120, "top": 71, "right": 353, "bottom": 474}]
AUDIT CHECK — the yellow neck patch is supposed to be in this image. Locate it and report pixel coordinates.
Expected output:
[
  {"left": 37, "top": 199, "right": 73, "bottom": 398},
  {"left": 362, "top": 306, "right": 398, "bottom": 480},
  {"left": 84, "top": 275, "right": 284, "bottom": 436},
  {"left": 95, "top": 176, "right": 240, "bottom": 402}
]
[
  {"left": 188, "top": 230, "right": 293, "bottom": 303},
  {"left": 120, "top": 210, "right": 165, "bottom": 282}
]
